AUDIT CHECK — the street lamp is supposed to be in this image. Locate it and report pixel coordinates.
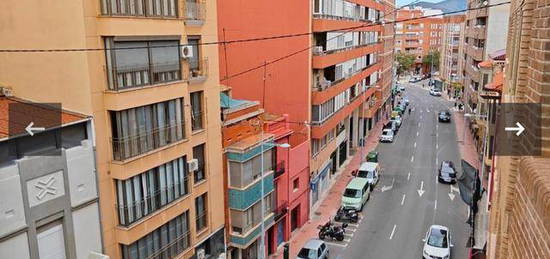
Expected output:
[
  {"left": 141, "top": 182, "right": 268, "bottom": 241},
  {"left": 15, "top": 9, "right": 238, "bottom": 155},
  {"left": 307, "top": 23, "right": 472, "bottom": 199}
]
[{"left": 259, "top": 128, "right": 290, "bottom": 259}]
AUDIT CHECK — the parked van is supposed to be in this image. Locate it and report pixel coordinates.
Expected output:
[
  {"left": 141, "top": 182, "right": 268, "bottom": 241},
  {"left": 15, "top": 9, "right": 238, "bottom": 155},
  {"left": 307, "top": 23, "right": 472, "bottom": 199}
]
[
  {"left": 353, "top": 162, "right": 380, "bottom": 191},
  {"left": 341, "top": 178, "right": 371, "bottom": 211}
]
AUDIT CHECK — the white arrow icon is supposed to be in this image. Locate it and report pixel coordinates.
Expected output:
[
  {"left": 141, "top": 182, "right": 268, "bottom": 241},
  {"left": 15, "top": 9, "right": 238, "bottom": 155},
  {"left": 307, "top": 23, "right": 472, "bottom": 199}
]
[
  {"left": 25, "top": 122, "right": 45, "bottom": 136},
  {"left": 505, "top": 122, "right": 525, "bottom": 136},
  {"left": 448, "top": 184, "right": 460, "bottom": 201},
  {"left": 381, "top": 178, "right": 395, "bottom": 192},
  {"left": 417, "top": 181, "right": 425, "bottom": 197}
]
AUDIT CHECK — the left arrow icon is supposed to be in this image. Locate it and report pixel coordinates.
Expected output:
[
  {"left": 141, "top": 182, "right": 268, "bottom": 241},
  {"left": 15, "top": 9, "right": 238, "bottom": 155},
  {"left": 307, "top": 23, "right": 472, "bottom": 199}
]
[{"left": 25, "top": 122, "right": 45, "bottom": 136}]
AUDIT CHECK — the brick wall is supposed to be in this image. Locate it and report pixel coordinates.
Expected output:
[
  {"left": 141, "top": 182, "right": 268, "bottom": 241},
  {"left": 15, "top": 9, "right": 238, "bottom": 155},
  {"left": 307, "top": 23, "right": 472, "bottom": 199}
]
[{"left": 489, "top": 0, "right": 550, "bottom": 258}]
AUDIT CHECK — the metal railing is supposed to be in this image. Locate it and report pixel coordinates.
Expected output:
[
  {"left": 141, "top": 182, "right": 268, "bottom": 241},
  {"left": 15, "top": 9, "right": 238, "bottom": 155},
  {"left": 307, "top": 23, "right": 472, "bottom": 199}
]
[
  {"left": 147, "top": 231, "right": 191, "bottom": 259},
  {"left": 112, "top": 122, "right": 185, "bottom": 161},
  {"left": 312, "top": 13, "right": 372, "bottom": 23},
  {"left": 274, "top": 202, "right": 288, "bottom": 222},
  {"left": 186, "top": 58, "right": 209, "bottom": 81},
  {"left": 184, "top": 1, "right": 206, "bottom": 21},
  {"left": 315, "top": 63, "right": 376, "bottom": 91},
  {"left": 273, "top": 161, "right": 286, "bottom": 179},
  {"left": 108, "top": 62, "right": 182, "bottom": 91},
  {"left": 196, "top": 210, "right": 208, "bottom": 231},
  {"left": 312, "top": 41, "right": 379, "bottom": 56},
  {"left": 191, "top": 110, "right": 203, "bottom": 131},
  {"left": 116, "top": 180, "right": 189, "bottom": 226},
  {"left": 100, "top": 0, "right": 178, "bottom": 18}
]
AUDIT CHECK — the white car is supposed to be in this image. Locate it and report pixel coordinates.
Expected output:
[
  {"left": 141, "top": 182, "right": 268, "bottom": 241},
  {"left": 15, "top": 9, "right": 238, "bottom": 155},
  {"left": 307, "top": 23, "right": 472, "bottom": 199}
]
[
  {"left": 298, "top": 239, "right": 329, "bottom": 259},
  {"left": 400, "top": 85, "right": 406, "bottom": 91},
  {"left": 423, "top": 225, "right": 453, "bottom": 259},
  {"left": 430, "top": 89, "right": 442, "bottom": 96},
  {"left": 379, "top": 129, "right": 394, "bottom": 143}
]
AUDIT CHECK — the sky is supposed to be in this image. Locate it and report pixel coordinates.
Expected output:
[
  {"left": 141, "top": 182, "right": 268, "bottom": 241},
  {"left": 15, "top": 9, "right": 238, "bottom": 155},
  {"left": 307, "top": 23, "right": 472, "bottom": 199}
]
[{"left": 396, "top": 0, "right": 441, "bottom": 7}]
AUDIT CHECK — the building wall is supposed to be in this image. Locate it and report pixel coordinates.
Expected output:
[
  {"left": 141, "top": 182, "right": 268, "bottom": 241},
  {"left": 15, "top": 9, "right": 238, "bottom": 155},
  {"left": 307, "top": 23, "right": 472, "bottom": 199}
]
[
  {"left": 485, "top": 0, "right": 511, "bottom": 60},
  {"left": 0, "top": 1, "right": 226, "bottom": 258},
  {"left": 217, "top": 0, "right": 311, "bottom": 126},
  {"left": 487, "top": 0, "right": 550, "bottom": 258}
]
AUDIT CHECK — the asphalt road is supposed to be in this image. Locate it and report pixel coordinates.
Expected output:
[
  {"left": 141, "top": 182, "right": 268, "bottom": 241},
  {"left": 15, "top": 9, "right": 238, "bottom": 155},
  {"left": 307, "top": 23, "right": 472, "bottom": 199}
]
[{"left": 325, "top": 81, "right": 470, "bottom": 259}]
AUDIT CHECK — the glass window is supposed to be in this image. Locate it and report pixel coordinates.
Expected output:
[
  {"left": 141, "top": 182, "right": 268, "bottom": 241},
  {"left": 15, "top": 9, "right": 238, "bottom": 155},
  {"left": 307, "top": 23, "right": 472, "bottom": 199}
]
[
  {"left": 190, "top": 91, "right": 204, "bottom": 131},
  {"left": 195, "top": 193, "right": 208, "bottom": 231},
  {"left": 193, "top": 143, "right": 206, "bottom": 183}
]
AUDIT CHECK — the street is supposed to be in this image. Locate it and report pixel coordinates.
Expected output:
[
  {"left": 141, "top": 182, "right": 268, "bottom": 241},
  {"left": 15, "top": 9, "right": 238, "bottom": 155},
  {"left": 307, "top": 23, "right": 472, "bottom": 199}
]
[{"left": 324, "top": 81, "right": 470, "bottom": 259}]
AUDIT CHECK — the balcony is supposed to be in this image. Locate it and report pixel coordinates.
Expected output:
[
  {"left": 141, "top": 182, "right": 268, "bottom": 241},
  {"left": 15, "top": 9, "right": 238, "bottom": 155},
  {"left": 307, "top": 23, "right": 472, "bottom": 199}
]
[
  {"left": 186, "top": 58, "right": 208, "bottom": 84},
  {"left": 147, "top": 231, "right": 191, "bottom": 259},
  {"left": 230, "top": 214, "right": 275, "bottom": 248},
  {"left": 312, "top": 17, "right": 382, "bottom": 32},
  {"left": 465, "top": 26, "right": 486, "bottom": 40},
  {"left": 100, "top": 0, "right": 178, "bottom": 18},
  {"left": 112, "top": 121, "right": 185, "bottom": 161},
  {"left": 273, "top": 161, "right": 286, "bottom": 179},
  {"left": 274, "top": 202, "right": 288, "bottom": 222},
  {"left": 312, "top": 42, "right": 381, "bottom": 69},
  {"left": 468, "top": 46, "right": 484, "bottom": 61},
  {"left": 107, "top": 62, "right": 182, "bottom": 91},
  {"left": 184, "top": 1, "right": 206, "bottom": 26},
  {"left": 228, "top": 173, "right": 274, "bottom": 210}
]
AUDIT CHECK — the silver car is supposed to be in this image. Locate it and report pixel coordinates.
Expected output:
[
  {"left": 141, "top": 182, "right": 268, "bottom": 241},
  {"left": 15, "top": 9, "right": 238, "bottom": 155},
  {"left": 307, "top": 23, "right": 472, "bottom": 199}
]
[{"left": 297, "top": 239, "right": 329, "bottom": 259}]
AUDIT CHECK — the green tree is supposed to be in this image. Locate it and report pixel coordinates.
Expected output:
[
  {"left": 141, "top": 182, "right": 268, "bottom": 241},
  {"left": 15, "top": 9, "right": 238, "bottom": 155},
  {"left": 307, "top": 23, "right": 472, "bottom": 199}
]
[
  {"left": 395, "top": 53, "right": 416, "bottom": 76},
  {"left": 422, "top": 50, "right": 440, "bottom": 72}
]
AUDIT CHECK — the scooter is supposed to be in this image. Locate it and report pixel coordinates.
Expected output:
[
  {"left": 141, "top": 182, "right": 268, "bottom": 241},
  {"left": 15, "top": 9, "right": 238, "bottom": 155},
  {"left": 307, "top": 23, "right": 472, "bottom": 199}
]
[
  {"left": 318, "top": 220, "right": 348, "bottom": 241},
  {"left": 334, "top": 207, "right": 359, "bottom": 223}
]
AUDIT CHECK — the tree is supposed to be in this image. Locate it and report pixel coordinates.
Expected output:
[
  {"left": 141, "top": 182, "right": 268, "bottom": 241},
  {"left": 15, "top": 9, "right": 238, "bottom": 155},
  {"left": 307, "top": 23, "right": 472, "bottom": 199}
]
[
  {"left": 422, "top": 50, "right": 440, "bottom": 72},
  {"left": 396, "top": 53, "right": 416, "bottom": 76}
]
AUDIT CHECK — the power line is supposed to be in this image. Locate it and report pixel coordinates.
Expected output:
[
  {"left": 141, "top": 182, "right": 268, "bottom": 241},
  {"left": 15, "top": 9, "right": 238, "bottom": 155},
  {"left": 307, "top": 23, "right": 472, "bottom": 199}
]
[{"left": 221, "top": 1, "right": 510, "bottom": 82}]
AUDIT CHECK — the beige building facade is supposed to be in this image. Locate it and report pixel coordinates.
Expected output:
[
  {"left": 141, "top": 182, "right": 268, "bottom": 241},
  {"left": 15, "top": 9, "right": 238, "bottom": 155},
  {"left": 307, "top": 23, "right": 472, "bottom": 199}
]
[
  {"left": 0, "top": 0, "right": 226, "bottom": 258},
  {"left": 439, "top": 14, "right": 465, "bottom": 98}
]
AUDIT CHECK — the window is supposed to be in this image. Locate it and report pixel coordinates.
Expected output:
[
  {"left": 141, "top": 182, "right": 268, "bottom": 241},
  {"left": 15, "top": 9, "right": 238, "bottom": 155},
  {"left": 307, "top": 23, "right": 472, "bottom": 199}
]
[
  {"left": 121, "top": 211, "right": 190, "bottom": 259},
  {"left": 195, "top": 193, "right": 208, "bottom": 231},
  {"left": 188, "top": 36, "right": 201, "bottom": 71},
  {"left": 228, "top": 149, "right": 273, "bottom": 188},
  {"left": 105, "top": 38, "right": 181, "bottom": 90},
  {"left": 293, "top": 178, "right": 299, "bottom": 191},
  {"left": 116, "top": 156, "right": 189, "bottom": 226},
  {"left": 190, "top": 91, "right": 204, "bottom": 131},
  {"left": 193, "top": 144, "right": 206, "bottom": 183},
  {"left": 37, "top": 221, "right": 66, "bottom": 259},
  {"left": 101, "top": 0, "right": 178, "bottom": 17},
  {"left": 110, "top": 99, "right": 185, "bottom": 160}
]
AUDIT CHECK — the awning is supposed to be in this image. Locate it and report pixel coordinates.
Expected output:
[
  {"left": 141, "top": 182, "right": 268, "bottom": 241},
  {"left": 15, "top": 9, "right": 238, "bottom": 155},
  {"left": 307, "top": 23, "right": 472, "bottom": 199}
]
[{"left": 484, "top": 72, "right": 503, "bottom": 91}]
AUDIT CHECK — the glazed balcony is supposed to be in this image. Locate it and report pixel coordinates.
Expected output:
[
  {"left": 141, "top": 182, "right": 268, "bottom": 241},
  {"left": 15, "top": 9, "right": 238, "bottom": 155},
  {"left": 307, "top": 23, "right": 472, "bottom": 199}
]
[
  {"left": 185, "top": 58, "right": 209, "bottom": 84},
  {"left": 100, "top": 0, "right": 179, "bottom": 18},
  {"left": 312, "top": 17, "right": 382, "bottom": 32},
  {"left": 312, "top": 42, "right": 381, "bottom": 69},
  {"left": 184, "top": 1, "right": 206, "bottom": 26}
]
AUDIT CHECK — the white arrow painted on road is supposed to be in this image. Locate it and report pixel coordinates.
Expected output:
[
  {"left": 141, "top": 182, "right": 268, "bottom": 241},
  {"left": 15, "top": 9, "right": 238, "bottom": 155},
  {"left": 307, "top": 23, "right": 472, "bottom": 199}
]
[
  {"left": 381, "top": 178, "right": 395, "bottom": 192},
  {"left": 505, "top": 122, "right": 525, "bottom": 136},
  {"left": 25, "top": 122, "right": 45, "bottom": 136},
  {"left": 417, "top": 181, "right": 425, "bottom": 197},
  {"left": 448, "top": 184, "right": 460, "bottom": 201},
  {"left": 407, "top": 171, "right": 411, "bottom": 181}
]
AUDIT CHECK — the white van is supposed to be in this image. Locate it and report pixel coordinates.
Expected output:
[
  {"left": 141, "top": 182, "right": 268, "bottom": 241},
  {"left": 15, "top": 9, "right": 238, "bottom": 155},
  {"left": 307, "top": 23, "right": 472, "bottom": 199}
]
[{"left": 353, "top": 162, "right": 380, "bottom": 191}]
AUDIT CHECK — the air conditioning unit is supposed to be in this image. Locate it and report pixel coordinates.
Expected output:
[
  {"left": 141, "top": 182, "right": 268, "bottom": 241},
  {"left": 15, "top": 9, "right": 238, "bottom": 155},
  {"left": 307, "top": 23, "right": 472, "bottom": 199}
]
[
  {"left": 197, "top": 248, "right": 206, "bottom": 259},
  {"left": 313, "top": 46, "right": 324, "bottom": 55},
  {"left": 188, "top": 159, "right": 199, "bottom": 172},
  {"left": 181, "top": 45, "right": 194, "bottom": 59}
]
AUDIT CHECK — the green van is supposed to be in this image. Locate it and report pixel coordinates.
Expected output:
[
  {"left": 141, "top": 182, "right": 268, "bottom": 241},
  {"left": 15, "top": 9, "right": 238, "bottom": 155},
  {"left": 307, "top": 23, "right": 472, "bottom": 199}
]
[{"left": 341, "top": 178, "right": 371, "bottom": 212}]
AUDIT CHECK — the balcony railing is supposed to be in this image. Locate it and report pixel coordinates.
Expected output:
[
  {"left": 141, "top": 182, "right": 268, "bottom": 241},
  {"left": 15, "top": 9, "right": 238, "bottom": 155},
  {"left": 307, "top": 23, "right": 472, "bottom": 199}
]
[
  {"left": 273, "top": 161, "right": 286, "bottom": 179},
  {"left": 100, "top": 0, "right": 178, "bottom": 18},
  {"left": 274, "top": 202, "right": 288, "bottom": 222},
  {"left": 108, "top": 62, "right": 182, "bottom": 91},
  {"left": 147, "top": 231, "right": 191, "bottom": 259},
  {"left": 184, "top": 1, "right": 206, "bottom": 23},
  {"left": 314, "top": 63, "right": 376, "bottom": 91},
  {"left": 191, "top": 110, "right": 203, "bottom": 131},
  {"left": 196, "top": 210, "right": 208, "bottom": 232},
  {"left": 312, "top": 13, "right": 372, "bottom": 23},
  {"left": 112, "top": 122, "right": 185, "bottom": 161},
  {"left": 186, "top": 58, "right": 209, "bottom": 83},
  {"left": 312, "top": 41, "right": 379, "bottom": 56},
  {"left": 116, "top": 180, "right": 189, "bottom": 226}
]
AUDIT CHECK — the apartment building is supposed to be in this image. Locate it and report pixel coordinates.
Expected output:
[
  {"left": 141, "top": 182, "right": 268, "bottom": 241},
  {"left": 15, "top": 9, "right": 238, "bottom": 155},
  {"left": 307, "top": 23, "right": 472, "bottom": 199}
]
[
  {"left": 0, "top": 0, "right": 225, "bottom": 258},
  {"left": 395, "top": 7, "right": 443, "bottom": 73},
  {"left": 220, "top": 93, "right": 309, "bottom": 258},
  {"left": 0, "top": 97, "right": 102, "bottom": 259},
  {"left": 462, "top": 0, "right": 509, "bottom": 124},
  {"left": 439, "top": 14, "right": 466, "bottom": 98},
  {"left": 485, "top": 0, "right": 550, "bottom": 258}
]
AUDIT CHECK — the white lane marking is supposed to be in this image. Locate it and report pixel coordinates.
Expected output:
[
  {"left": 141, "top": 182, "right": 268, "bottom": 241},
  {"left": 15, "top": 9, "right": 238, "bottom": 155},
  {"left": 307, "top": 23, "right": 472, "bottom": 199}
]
[
  {"left": 344, "top": 233, "right": 354, "bottom": 238},
  {"left": 407, "top": 171, "right": 411, "bottom": 181},
  {"left": 411, "top": 155, "right": 414, "bottom": 162},
  {"left": 427, "top": 109, "right": 430, "bottom": 113},
  {"left": 389, "top": 224, "right": 397, "bottom": 240},
  {"left": 414, "top": 142, "right": 417, "bottom": 148},
  {"left": 436, "top": 143, "right": 438, "bottom": 149},
  {"left": 401, "top": 194, "right": 406, "bottom": 205},
  {"left": 434, "top": 199, "right": 438, "bottom": 211},
  {"left": 417, "top": 131, "right": 420, "bottom": 136},
  {"left": 347, "top": 223, "right": 359, "bottom": 228},
  {"left": 325, "top": 241, "right": 348, "bottom": 248}
]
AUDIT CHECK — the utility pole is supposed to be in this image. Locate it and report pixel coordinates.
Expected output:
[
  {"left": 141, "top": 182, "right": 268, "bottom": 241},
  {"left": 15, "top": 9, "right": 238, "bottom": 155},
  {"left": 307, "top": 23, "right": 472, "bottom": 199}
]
[{"left": 262, "top": 60, "right": 267, "bottom": 108}]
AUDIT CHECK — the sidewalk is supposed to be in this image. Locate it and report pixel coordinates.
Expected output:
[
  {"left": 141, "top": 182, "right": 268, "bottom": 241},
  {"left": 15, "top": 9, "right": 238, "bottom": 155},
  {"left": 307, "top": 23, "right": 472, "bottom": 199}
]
[
  {"left": 270, "top": 119, "right": 387, "bottom": 258},
  {"left": 452, "top": 111, "right": 481, "bottom": 171}
]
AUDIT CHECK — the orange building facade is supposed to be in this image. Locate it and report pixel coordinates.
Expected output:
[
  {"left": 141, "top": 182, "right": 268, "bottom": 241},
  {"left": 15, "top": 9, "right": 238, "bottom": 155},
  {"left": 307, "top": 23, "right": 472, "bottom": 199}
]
[{"left": 395, "top": 7, "right": 443, "bottom": 73}]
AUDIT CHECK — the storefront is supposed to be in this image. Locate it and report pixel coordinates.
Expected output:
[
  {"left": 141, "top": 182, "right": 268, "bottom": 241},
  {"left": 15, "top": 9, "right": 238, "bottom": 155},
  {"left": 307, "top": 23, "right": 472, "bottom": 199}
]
[{"left": 310, "top": 161, "right": 332, "bottom": 208}]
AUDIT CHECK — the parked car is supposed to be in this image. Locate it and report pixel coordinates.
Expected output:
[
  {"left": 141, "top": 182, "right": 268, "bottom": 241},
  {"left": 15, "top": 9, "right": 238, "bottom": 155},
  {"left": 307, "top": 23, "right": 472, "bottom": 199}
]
[
  {"left": 423, "top": 225, "right": 453, "bottom": 259},
  {"left": 341, "top": 178, "right": 371, "bottom": 211},
  {"left": 409, "top": 77, "right": 421, "bottom": 83},
  {"left": 399, "top": 85, "right": 406, "bottom": 91},
  {"left": 403, "top": 97, "right": 410, "bottom": 106},
  {"left": 429, "top": 88, "right": 442, "bottom": 96},
  {"left": 380, "top": 129, "right": 394, "bottom": 143},
  {"left": 383, "top": 121, "right": 398, "bottom": 133},
  {"left": 366, "top": 151, "right": 379, "bottom": 162},
  {"left": 391, "top": 115, "right": 402, "bottom": 127},
  {"left": 438, "top": 161, "right": 457, "bottom": 184},
  {"left": 438, "top": 110, "right": 451, "bottom": 122},
  {"left": 298, "top": 239, "right": 329, "bottom": 259},
  {"left": 353, "top": 162, "right": 380, "bottom": 190}
]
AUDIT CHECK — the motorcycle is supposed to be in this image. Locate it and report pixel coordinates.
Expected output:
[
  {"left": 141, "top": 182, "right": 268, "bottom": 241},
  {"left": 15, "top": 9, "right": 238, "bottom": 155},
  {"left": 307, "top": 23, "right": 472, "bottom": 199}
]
[
  {"left": 334, "top": 207, "right": 359, "bottom": 223},
  {"left": 317, "top": 220, "right": 348, "bottom": 241}
]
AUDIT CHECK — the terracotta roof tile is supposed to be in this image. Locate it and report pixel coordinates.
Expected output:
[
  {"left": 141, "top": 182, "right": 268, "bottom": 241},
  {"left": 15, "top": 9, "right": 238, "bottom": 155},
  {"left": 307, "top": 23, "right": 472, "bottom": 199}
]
[
  {"left": 484, "top": 72, "right": 504, "bottom": 91},
  {"left": 479, "top": 60, "right": 493, "bottom": 68}
]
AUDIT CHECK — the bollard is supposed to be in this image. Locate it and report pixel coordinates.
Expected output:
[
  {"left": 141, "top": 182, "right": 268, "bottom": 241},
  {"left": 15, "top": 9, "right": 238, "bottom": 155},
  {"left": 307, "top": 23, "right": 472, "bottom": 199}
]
[{"left": 283, "top": 243, "right": 289, "bottom": 259}]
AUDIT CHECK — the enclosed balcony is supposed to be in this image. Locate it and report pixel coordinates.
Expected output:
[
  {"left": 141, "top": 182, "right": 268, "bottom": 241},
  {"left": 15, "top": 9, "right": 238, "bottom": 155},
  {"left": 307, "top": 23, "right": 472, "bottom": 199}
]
[{"left": 184, "top": 0, "right": 206, "bottom": 26}]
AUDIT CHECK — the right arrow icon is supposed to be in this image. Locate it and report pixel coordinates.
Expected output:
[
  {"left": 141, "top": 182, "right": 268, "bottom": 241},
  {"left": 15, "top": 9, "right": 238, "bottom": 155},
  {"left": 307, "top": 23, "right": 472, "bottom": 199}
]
[{"left": 505, "top": 122, "right": 525, "bottom": 136}]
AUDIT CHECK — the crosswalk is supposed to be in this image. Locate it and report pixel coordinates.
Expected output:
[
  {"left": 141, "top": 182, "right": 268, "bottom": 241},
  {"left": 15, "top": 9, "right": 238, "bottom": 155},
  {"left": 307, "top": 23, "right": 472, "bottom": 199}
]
[{"left": 322, "top": 213, "right": 364, "bottom": 248}]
